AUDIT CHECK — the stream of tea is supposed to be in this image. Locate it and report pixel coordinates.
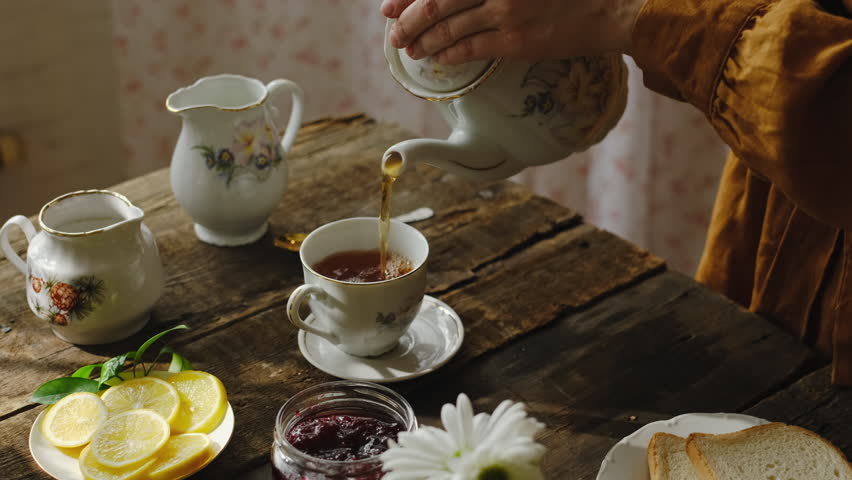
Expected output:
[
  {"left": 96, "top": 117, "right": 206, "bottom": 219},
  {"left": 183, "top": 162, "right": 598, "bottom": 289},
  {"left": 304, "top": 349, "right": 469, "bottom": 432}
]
[{"left": 379, "top": 153, "right": 403, "bottom": 279}]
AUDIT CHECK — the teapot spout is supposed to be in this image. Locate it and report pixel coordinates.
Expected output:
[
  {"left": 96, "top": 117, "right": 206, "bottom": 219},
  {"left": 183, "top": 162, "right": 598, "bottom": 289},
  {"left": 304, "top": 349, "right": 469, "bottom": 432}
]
[{"left": 382, "top": 131, "right": 511, "bottom": 181}]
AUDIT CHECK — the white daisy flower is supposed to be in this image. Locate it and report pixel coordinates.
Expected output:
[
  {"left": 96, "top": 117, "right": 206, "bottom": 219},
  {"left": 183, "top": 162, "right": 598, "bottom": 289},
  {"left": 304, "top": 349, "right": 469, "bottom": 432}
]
[{"left": 381, "top": 394, "right": 546, "bottom": 480}]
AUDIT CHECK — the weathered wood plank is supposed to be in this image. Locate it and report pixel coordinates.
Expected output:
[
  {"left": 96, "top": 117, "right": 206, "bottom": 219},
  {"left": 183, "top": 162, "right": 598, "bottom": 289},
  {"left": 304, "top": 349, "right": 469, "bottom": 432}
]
[
  {"left": 402, "top": 271, "right": 817, "bottom": 480},
  {"left": 0, "top": 117, "right": 580, "bottom": 416},
  {"left": 440, "top": 224, "right": 665, "bottom": 364},
  {"left": 0, "top": 219, "right": 664, "bottom": 478},
  {"left": 745, "top": 367, "right": 852, "bottom": 457}
]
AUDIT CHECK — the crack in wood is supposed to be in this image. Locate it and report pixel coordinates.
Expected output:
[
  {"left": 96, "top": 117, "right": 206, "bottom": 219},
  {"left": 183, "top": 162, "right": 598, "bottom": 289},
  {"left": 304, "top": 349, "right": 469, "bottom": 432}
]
[
  {"left": 471, "top": 215, "right": 583, "bottom": 273},
  {"left": 428, "top": 275, "right": 479, "bottom": 297},
  {"left": 738, "top": 359, "right": 827, "bottom": 413},
  {"left": 788, "top": 392, "right": 838, "bottom": 424},
  {"left": 0, "top": 404, "right": 36, "bottom": 423}
]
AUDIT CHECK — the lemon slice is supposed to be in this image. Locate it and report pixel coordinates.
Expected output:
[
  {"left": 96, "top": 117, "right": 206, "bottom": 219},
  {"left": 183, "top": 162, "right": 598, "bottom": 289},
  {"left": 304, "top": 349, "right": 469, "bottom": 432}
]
[
  {"left": 146, "top": 433, "right": 212, "bottom": 480},
  {"left": 78, "top": 444, "right": 155, "bottom": 480},
  {"left": 168, "top": 371, "right": 228, "bottom": 434},
  {"left": 100, "top": 376, "right": 181, "bottom": 425},
  {"left": 90, "top": 409, "right": 170, "bottom": 468},
  {"left": 104, "top": 370, "right": 172, "bottom": 386},
  {"left": 41, "top": 392, "right": 108, "bottom": 448}
]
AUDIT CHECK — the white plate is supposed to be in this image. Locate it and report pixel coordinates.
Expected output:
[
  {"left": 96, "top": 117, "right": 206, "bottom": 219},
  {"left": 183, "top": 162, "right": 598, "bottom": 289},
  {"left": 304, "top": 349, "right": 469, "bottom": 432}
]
[
  {"left": 30, "top": 402, "right": 234, "bottom": 480},
  {"left": 596, "top": 412, "right": 770, "bottom": 480},
  {"left": 298, "top": 295, "right": 464, "bottom": 383}
]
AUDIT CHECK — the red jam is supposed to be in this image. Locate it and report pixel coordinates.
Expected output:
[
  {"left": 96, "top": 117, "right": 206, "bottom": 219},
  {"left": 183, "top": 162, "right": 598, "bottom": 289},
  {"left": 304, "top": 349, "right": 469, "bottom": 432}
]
[
  {"left": 271, "top": 381, "right": 415, "bottom": 480},
  {"left": 286, "top": 414, "right": 404, "bottom": 462}
]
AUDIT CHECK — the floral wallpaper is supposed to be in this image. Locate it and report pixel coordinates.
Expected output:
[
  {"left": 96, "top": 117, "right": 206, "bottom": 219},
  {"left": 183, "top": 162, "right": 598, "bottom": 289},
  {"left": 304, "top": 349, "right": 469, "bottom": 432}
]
[{"left": 111, "top": 0, "right": 726, "bottom": 274}]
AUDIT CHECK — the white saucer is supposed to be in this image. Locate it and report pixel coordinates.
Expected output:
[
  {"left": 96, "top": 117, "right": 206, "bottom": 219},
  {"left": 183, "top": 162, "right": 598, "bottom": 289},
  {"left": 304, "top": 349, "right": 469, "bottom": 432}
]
[
  {"left": 30, "top": 402, "right": 235, "bottom": 480},
  {"left": 596, "top": 412, "right": 770, "bottom": 480},
  {"left": 298, "top": 295, "right": 464, "bottom": 383}
]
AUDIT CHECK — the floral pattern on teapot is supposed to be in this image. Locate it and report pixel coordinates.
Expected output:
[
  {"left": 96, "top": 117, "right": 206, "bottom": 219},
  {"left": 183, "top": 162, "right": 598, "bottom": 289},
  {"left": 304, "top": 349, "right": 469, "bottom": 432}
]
[
  {"left": 27, "top": 271, "right": 105, "bottom": 326},
  {"left": 193, "top": 118, "right": 284, "bottom": 186},
  {"left": 514, "top": 57, "right": 615, "bottom": 145}
]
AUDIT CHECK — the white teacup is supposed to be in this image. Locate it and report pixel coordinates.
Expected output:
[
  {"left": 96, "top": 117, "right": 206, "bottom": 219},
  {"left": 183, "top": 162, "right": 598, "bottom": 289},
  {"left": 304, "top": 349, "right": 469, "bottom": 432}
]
[{"left": 286, "top": 217, "right": 428, "bottom": 357}]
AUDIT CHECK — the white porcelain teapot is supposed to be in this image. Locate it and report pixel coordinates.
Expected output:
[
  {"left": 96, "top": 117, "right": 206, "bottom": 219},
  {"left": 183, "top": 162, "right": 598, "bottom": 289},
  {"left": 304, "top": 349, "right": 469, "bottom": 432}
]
[
  {"left": 0, "top": 190, "right": 164, "bottom": 345},
  {"left": 167, "top": 74, "right": 303, "bottom": 246},
  {"left": 382, "top": 20, "right": 628, "bottom": 180}
]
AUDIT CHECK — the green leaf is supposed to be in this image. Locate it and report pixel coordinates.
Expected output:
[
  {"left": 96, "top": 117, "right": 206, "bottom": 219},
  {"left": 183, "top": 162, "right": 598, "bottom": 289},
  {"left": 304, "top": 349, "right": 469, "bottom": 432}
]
[
  {"left": 192, "top": 145, "right": 214, "bottom": 154},
  {"left": 98, "top": 354, "right": 128, "bottom": 388},
  {"left": 161, "top": 346, "right": 193, "bottom": 372},
  {"left": 133, "top": 325, "right": 188, "bottom": 366},
  {"left": 71, "top": 364, "right": 102, "bottom": 379},
  {"left": 31, "top": 377, "right": 99, "bottom": 404}
]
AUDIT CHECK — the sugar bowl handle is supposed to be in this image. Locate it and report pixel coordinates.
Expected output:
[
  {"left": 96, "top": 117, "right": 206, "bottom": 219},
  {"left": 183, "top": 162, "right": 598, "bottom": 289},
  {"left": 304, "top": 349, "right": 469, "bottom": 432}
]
[
  {"left": 0, "top": 215, "right": 36, "bottom": 275},
  {"left": 266, "top": 79, "right": 304, "bottom": 155},
  {"left": 286, "top": 284, "right": 340, "bottom": 345}
]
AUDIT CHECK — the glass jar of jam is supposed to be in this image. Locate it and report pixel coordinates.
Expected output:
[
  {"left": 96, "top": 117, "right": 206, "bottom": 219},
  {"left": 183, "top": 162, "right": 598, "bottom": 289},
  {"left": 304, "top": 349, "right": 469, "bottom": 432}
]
[{"left": 271, "top": 381, "right": 417, "bottom": 480}]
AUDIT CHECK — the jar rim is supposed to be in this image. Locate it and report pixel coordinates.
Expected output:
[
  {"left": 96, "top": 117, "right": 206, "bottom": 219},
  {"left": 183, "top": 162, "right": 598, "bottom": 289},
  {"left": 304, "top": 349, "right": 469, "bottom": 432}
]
[{"left": 274, "top": 380, "right": 417, "bottom": 468}]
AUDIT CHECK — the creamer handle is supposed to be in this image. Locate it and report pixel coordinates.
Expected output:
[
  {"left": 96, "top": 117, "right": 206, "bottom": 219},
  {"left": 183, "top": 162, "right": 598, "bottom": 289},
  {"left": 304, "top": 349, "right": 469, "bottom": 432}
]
[
  {"left": 266, "top": 79, "right": 304, "bottom": 155},
  {"left": 0, "top": 215, "right": 36, "bottom": 275}
]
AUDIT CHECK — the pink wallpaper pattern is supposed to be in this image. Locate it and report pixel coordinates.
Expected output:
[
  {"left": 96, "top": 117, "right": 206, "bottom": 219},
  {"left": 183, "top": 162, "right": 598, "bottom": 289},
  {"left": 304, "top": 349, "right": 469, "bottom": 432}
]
[{"left": 111, "top": 0, "right": 727, "bottom": 274}]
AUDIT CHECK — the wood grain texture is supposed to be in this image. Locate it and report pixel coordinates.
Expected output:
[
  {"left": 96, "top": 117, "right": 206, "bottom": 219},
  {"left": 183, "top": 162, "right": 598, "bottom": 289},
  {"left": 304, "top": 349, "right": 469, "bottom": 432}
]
[
  {"left": 0, "top": 208, "right": 664, "bottom": 479},
  {"left": 0, "top": 116, "right": 668, "bottom": 478},
  {"left": 0, "top": 116, "right": 587, "bottom": 417},
  {"left": 403, "top": 272, "right": 818, "bottom": 480},
  {"left": 0, "top": 116, "right": 833, "bottom": 480}
]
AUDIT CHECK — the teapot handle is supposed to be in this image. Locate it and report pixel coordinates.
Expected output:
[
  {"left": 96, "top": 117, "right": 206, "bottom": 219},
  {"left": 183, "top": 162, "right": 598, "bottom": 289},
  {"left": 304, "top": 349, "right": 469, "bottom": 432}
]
[
  {"left": 266, "top": 79, "right": 304, "bottom": 155},
  {"left": 0, "top": 215, "right": 36, "bottom": 275}
]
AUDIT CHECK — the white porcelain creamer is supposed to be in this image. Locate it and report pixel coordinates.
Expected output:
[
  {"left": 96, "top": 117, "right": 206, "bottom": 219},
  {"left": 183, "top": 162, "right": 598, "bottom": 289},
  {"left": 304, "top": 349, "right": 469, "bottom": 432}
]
[
  {"left": 167, "top": 74, "right": 304, "bottom": 246},
  {"left": 0, "top": 190, "right": 164, "bottom": 344}
]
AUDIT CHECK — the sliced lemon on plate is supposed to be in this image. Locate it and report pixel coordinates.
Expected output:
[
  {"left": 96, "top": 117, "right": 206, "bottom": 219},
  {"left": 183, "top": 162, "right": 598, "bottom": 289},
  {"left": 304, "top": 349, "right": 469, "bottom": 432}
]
[
  {"left": 78, "top": 444, "right": 155, "bottom": 480},
  {"left": 40, "top": 392, "right": 108, "bottom": 448},
  {"left": 105, "top": 369, "right": 172, "bottom": 385},
  {"left": 100, "top": 376, "right": 181, "bottom": 425},
  {"left": 90, "top": 409, "right": 170, "bottom": 468},
  {"left": 168, "top": 371, "right": 228, "bottom": 434},
  {"left": 146, "top": 433, "right": 212, "bottom": 480}
]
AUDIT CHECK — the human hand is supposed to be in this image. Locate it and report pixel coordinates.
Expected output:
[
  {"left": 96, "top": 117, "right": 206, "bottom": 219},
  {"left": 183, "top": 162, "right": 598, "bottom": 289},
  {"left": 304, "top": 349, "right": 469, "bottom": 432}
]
[{"left": 381, "top": 0, "right": 646, "bottom": 65}]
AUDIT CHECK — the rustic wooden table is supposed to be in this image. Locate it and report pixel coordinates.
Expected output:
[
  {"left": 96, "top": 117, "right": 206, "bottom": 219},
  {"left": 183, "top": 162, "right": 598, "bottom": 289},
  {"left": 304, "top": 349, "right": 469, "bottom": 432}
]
[{"left": 1, "top": 115, "right": 849, "bottom": 479}]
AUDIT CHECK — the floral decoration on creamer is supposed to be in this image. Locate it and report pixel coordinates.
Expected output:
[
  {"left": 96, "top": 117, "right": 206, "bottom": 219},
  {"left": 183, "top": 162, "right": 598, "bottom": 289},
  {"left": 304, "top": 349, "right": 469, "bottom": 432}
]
[{"left": 193, "top": 118, "right": 284, "bottom": 186}]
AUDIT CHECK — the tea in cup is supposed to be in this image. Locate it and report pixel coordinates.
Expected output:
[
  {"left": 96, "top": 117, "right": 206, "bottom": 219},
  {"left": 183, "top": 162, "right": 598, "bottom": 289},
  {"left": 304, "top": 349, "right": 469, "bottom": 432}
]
[{"left": 286, "top": 217, "right": 428, "bottom": 357}]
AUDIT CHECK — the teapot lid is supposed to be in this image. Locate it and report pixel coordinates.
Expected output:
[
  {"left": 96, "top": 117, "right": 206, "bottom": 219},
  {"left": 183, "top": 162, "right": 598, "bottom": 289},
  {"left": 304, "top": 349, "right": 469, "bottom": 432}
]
[{"left": 384, "top": 20, "right": 501, "bottom": 100}]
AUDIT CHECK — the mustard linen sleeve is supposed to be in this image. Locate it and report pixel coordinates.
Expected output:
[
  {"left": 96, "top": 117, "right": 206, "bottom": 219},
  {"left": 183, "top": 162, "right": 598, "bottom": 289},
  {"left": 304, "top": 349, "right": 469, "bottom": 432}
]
[{"left": 631, "top": 0, "right": 852, "bottom": 229}]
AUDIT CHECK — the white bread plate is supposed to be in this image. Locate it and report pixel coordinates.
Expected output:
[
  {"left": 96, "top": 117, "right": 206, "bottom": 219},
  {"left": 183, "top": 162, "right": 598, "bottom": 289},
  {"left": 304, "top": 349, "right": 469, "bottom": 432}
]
[{"left": 596, "top": 412, "right": 769, "bottom": 480}]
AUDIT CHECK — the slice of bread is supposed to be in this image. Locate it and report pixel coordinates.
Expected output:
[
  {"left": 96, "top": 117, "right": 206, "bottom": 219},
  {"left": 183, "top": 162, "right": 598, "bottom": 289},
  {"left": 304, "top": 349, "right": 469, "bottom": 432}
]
[
  {"left": 648, "top": 432, "right": 701, "bottom": 480},
  {"left": 686, "top": 422, "right": 852, "bottom": 480}
]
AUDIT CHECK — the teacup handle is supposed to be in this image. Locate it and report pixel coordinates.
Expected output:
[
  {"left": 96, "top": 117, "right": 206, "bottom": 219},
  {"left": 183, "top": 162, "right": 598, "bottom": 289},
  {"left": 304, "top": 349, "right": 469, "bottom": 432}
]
[
  {"left": 266, "top": 79, "right": 304, "bottom": 155},
  {"left": 0, "top": 215, "right": 36, "bottom": 275},
  {"left": 286, "top": 284, "right": 341, "bottom": 345}
]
